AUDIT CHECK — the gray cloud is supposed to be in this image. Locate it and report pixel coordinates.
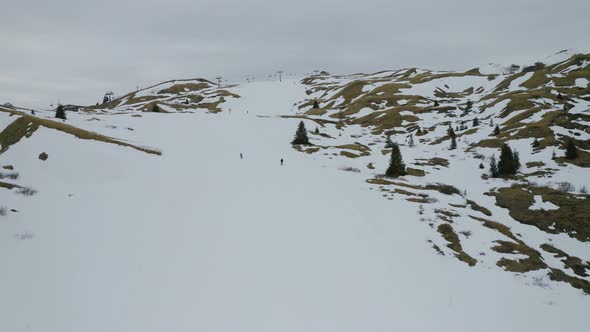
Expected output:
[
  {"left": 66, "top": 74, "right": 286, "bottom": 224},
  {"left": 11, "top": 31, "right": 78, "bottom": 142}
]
[{"left": 1, "top": 0, "right": 589, "bottom": 109}]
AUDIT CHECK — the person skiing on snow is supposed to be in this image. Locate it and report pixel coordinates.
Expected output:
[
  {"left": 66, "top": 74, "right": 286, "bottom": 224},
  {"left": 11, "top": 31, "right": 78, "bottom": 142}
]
[
  {"left": 240, "top": 153, "right": 243, "bottom": 159},
  {"left": 280, "top": 158, "right": 284, "bottom": 166}
]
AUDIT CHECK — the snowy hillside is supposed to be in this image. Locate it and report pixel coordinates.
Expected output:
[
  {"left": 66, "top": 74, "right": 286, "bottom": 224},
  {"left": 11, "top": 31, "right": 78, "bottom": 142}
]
[{"left": 0, "top": 52, "right": 589, "bottom": 332}]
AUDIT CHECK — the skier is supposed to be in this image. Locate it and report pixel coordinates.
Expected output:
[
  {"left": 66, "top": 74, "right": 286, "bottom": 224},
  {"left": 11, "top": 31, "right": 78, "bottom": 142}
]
[
  {"left": 240, "top": 153, "right": 243, "bottom": 159},
  {"left": 280, "top": 158, "right": 284, "bottom": 166}
]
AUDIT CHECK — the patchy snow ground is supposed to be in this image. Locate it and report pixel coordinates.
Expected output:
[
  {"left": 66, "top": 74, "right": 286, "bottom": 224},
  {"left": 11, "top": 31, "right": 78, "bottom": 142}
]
[{"left": 0, "top": 78, "right": 588, "bottom": 332}]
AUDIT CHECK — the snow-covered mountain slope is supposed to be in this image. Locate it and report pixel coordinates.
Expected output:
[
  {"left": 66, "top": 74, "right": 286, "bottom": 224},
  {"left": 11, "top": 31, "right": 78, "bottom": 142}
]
[
  {"left": 91, "top": 78, "right": 240, "bottom": 113},
  {"left": 290, "top": 52, "right": 590, "bottom": 293},
  {"left": 0, "top": 53, "right": 589, "bottom": 332}
]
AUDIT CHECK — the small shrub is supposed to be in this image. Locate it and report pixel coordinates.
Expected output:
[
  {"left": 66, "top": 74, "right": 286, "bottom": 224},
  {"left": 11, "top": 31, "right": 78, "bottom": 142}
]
[
  {"left": 459, "top": 230, "right": 472, "bottom": 238},
  {"left": 0, "top": 172, "right": 19, "bottom": 180},
  {"left": 556, "top": 182, "right": 575, "bottom": 192},
  {"left": 16, "top": 187, "right": 37, "bottom": 196},
  {"left": 340, "top": 166, "right": 361, "bottom": 173}
]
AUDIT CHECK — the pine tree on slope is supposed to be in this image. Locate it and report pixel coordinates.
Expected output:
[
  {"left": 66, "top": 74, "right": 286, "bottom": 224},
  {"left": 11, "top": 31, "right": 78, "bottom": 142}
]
[
  {"left": 385, "top": 142, "right": 406, "bottom": 177},
  {"left": 493, "top": 125, "right": 500, "bottom": 136},
  {"left": 565, "top": 138, "right": 579, "bottom": 160},
  {"left": 450, "top": 136, "right": 457, "bottom": 150},
  {"left": 55, "top": 104, "right": 66, "bottom": 120},
  {"left": 448, "top": 125, "right": 457, "bottom": 150},
  {"left": 497, "top": 144, "right": 520, "bottom": 176},
  {"left": 489, "top": 155, "right": 499, "bottom": 177},
  {"left": 291, "top": 121, "right": 310, "bottom": 145},
  {"left": 385, "top": 135, "right": 394, "bottom": 149}
]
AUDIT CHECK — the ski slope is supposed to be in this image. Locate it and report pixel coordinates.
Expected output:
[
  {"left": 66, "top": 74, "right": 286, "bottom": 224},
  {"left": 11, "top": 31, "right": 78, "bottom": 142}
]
[{"left": 0, "top": 78, "right": 588, "bottom": 332}]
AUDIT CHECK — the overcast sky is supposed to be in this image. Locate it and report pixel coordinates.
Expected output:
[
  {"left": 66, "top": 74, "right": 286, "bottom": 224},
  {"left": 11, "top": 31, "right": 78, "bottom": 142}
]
[{"left": 1, "top": 0, "right": 589, "bottom": 109}]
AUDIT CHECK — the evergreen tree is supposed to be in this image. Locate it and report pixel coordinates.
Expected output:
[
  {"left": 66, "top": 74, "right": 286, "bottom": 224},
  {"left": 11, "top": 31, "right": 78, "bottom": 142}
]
[
  {"left": 557, "top": 93, "right": 563, "bottom": 100},
  {"left": 315, "top": 127, "right": 320, "bottom": 134},
  {"left": 513, "top": 151, "right": 521, "bottom": 171},
  {"left": 447, "top": 125, "right": 457, "bottom": 150},
  {"left": 152, "top": 104, "right": 160, "bottom": 112},
  {"left": 447, "top": 125, "right": 456, "bottom": 139},
  {"left": 472, "top": 117, "right": 479, "bottom": 127},
  {"left": 450, "top": 136, "right": 457, "bottom": 150},
  {"left": 312, "top": 100, "right": 320, "bottom": 109},
  {"left": 416, "top": 127, "right": 422, "bottom": 135},
  {"left": 464, "top": 100, "right": 473, "bottom": 112},
  {"left": 489, "top": 155, "right": 499, "bottom": 177},
  {"left": 291, "top": 121, "right": 310, "bottom": 145},
  {"left": 497, "top": 144, "right": 520, "bottom": 176},
  {"left": 385, "top": 135, "right": 394, "bottom": 149},
  {"left": 552, "top": 150, "right": 557, "bottom": 160},
  {"left": 55, "top": 104, "right": 66, "bottom": 120},
  {"left": 408, "top": 134, "right": 415, "bottom": 147},
  {"left": 479, "top": 163, "right": 484, "bottom": 169},
  {"left": 490, "top": 118, "right": 494, "bottom": 127},
  {"left": 532, "top": 138, "right": 540, "bottom": 148},
  {"left": 434, "top": 100, "right": 439, "bottom": 107},
  {"left": 493, "top": 125, "right": 500, "bottom": 136},
  {"left": 385, "top": 142, "right": 406, "bottom": 177},
  {"left": 565, "top": 138, "right": 579, "bottom": 160}
]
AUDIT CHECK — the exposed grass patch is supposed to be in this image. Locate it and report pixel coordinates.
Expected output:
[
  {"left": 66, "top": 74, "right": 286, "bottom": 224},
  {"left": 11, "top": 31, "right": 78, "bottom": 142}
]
[
  {"left": 437, "top": 223, "right": 477, "bottom": 266},
  {"left": 0, "top": 116, "right": 39, "bottom": 154},
  {"left": 340, "top": 150, "right": 361, "bottom": 158},
  {"left": 0, "top": 181, "right": 21, "bottom": 190},
  {"left": 157, "top": 82, "right": 210, "bottom": 95},
  {"left": 414, "top": 157, "right": 449, "bottom": 167},
  {"left": 425, "top": 183, "right": 461, "bottom": 196},
  {"left": 466, "top": 199, "right": 492, "bottom": 216},
  {"left": 490, "top": 185, "right": 590, "bottom": 242},
  {"left": 0, "top": 108, "right": 161, "bottom": 156},
  {"left": 548, "top": 268, "right": 590, "bottom": 295},
  {"left": 541, "top": 244, "right": 590, "bottom": 277},
  {"left": 335, "top": 143, "right": 371, "bottom": 157},
  {"left": 493, "top": 240, "right": 546, "bottom": 273},
  {"left": 405, "top": 167, "right": 425, "bottom": 177},
  {"left": 526, "top": 161, "right": 546, "bottom": 168},
  {"left": 468, "top": 215, "right": 519, "bottom": 242}
]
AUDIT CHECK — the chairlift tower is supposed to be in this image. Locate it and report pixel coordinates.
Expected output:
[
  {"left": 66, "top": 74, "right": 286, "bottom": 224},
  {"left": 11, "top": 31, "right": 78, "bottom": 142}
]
[{"left": 105, "top": 91, "right": 115, "bottom": 109}]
